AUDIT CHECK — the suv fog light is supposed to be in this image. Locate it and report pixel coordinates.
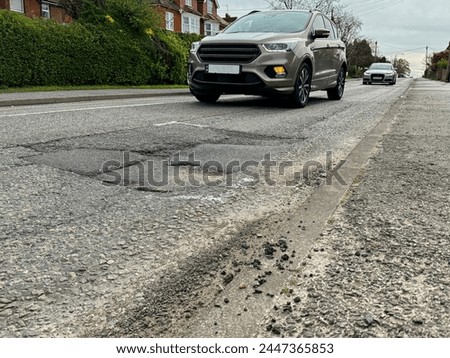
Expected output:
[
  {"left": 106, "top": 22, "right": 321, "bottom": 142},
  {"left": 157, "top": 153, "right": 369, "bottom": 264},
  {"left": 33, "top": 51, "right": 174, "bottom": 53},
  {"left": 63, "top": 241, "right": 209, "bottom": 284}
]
[{"left": 273, "top": 66, "right": 287, "bottom": 78}]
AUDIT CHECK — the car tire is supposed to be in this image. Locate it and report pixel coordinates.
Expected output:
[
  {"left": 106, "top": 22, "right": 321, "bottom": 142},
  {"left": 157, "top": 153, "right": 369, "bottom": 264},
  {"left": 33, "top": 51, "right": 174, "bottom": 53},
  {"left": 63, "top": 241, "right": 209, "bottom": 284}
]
[
  {"left": 291, "top": 63, "right": 312, "bottom": 108},
  {"left": 193, "top": 92, "right": 221, "bottom": 103},
  {"left": 327, "top": 67, "right": 346, "bottom": 100}
]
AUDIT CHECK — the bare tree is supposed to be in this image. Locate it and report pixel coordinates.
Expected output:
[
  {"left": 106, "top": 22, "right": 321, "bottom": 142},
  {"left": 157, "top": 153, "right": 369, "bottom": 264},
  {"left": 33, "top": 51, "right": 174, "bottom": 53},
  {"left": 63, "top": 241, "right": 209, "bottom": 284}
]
[
  {"left": 332, "top": 9, "right": 361, "bottom": 45},
  {"left": 264, "top": 0, "right": 361, "bottom": 44},
  {"left": 266, "top": 0, "right": 316, "bottom": 10},
  {"left": 283, "top": 0, "right": 293, "bottom": 8},
  {"left": 265, "top": 0, "right": 339, "bottom": 13},
  {"left": 393, "top": 58, "right": 411, "bottom": 76}
]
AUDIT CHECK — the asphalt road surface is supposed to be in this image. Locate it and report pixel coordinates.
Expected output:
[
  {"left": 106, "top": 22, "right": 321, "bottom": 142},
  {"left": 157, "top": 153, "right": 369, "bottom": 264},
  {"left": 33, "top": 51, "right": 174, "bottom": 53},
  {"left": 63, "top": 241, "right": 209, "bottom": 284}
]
[{"left": 0, "top": 78, "right": 417, "bottom": 337}]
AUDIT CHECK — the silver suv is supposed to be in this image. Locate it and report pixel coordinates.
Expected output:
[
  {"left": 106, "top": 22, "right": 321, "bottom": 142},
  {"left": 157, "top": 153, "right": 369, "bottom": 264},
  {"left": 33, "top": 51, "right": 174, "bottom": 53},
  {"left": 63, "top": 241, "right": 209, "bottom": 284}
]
[{"left": 188, "top": 10, "right": 347, "bottom": 107}]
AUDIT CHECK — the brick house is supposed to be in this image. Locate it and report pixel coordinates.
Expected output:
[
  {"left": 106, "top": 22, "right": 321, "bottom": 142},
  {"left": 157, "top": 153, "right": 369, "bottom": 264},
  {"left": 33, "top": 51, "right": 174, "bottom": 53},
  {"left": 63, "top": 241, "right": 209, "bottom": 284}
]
[
  {"left": 429, "top": 42, "right": 450, "bottom": 81},
  {"left": 152, "top": 0, "right": 227, "bottom": 36},
  {"left": 0, "top": 0, "right": 71, "bottom": 22}
]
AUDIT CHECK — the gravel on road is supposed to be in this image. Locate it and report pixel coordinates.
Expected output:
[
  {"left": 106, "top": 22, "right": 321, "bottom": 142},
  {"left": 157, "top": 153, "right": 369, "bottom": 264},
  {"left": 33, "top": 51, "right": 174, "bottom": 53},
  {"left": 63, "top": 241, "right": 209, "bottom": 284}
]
[{"left": 259, "top": 79, "right": 450, "bottom": 338}]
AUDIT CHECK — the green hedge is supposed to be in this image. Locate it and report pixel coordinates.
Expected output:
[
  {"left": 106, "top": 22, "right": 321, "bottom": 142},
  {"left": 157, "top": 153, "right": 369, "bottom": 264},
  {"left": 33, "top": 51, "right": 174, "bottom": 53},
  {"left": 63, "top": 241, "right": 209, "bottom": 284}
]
[{"left": 0, "top": 9, "right": 202, "bottom": 87}]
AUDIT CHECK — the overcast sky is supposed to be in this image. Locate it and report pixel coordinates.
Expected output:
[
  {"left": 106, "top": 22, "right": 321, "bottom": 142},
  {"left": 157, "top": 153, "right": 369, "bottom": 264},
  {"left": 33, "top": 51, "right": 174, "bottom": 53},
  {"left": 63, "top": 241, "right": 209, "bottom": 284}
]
[{"left": 217, "top": 0, "right": 450, "bottom": 77}]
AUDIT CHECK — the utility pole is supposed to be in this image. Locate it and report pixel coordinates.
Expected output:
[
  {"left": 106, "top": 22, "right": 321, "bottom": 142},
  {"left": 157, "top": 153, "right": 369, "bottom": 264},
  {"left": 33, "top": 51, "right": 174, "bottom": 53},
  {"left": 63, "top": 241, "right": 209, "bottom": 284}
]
[
  {"left": 375, "top": 41, "right": 378, "bottom": 58},
  {"left": 425, "top": 45, "right": 429, "bottom": 78}
]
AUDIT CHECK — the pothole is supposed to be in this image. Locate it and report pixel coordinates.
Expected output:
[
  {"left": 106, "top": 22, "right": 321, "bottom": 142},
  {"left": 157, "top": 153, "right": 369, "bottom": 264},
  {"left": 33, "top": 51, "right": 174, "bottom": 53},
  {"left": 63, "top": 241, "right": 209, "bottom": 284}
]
[
  {"left": 21, "top": 129, "right": 300, "bottom": 193},
  {"left": 97, "top": 143, "right": 292, "bottom": 192},
  {"left": 169, "top": 143, "right": 286, "bottom": 174}
]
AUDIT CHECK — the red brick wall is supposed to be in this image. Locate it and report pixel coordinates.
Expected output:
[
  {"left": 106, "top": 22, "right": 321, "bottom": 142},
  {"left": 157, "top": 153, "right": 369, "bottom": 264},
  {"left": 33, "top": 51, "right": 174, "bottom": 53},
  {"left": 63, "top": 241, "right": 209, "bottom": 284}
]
[
  {"left": 0, "top": 0, "right": 8, "bottom": 10},
  {"left": 24, "top": 0, "right": 40, "bottom": 18},
  {"left": 196, "top": 0, "right": 205, "bottom": 14},
  {"left": 174, "top": 11, "right": 181, "bottom": 33},
  {"left": 211, "top": 0, "right": 218, "bottom": 16},
  {"left": 50, "top": 5, "right": 71, "bottom": 23}
]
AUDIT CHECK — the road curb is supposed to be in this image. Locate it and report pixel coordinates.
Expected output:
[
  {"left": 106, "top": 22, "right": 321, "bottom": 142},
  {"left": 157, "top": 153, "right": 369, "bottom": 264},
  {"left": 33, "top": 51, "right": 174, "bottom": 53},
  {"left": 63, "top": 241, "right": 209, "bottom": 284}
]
[{"left": 0, "top": 90, "right": 191, "bottom": 107}]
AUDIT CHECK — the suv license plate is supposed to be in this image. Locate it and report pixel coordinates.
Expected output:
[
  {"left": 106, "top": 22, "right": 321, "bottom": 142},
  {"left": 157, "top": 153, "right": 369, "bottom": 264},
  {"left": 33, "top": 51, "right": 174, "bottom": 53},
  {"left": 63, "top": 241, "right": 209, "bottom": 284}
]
[{"left": 206, "top": 64, "right": 240, "bottom": 74}]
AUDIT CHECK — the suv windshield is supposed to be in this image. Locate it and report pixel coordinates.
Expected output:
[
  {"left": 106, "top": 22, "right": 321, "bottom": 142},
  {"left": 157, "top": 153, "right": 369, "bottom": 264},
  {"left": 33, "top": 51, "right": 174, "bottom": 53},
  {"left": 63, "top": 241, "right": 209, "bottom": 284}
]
[{"left": 224, "top": 11, "right": 312, "bottom": 33}]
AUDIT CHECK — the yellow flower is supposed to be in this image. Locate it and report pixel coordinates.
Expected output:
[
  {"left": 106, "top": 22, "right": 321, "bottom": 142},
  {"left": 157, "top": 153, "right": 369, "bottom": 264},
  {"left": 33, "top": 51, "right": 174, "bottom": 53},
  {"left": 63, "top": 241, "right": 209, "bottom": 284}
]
[{"left": 105, "top": 15, "right": 114, "bottom": 23}]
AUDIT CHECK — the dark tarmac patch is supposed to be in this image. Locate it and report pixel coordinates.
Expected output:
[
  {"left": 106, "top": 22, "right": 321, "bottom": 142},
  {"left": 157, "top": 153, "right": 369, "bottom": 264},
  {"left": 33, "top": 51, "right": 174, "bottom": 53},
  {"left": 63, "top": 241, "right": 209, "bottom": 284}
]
[{"left": 22, "top": 149, "right": 145, "bottom": 176}]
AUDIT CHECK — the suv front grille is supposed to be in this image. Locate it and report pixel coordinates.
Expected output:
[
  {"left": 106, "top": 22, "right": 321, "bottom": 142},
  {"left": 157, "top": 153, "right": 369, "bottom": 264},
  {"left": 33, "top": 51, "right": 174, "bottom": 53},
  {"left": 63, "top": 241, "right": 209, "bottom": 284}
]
[{"left": 197, "top": 44, "right": 261, "bottom": 63}]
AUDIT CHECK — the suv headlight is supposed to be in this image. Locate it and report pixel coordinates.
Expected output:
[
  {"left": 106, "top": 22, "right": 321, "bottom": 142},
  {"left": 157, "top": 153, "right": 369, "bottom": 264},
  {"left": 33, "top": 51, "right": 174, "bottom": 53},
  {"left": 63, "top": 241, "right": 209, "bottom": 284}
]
[
  {"left": 263, "top": 41, "right": 297, "bottom": 52},
  {"left": 190, "top": 42, "right": 200, "bottom": 53}
]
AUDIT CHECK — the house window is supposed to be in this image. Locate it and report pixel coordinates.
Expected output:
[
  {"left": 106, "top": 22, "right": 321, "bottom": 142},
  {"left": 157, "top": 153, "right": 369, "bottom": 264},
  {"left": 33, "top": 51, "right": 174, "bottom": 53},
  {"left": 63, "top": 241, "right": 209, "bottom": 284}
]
[
  {"left": 182, "top": 16, "right": 190, "bottom": 33},
  {"left": 207, "top": 0, "right": 213, "bottom": 14},
  {"left": 205, "top": 22, "right": 219, "bottom": 36},
  {"left": 182, "top": 14, "right": 200, "bottom": 34},
  {"left": 205, "top": 23, "right": 211, "bottom": 36},
  {"left": 185, "top": 0, "right": 192, "bottom": 6},
  {"left": 10, "top": 0, "right": 24, "bottom": 12},
  {"left": 165, "top": 11, "right": 174, "bottom": 31},
  {"left": 42, "top": 3, "right": 50, "bottom": 19}
]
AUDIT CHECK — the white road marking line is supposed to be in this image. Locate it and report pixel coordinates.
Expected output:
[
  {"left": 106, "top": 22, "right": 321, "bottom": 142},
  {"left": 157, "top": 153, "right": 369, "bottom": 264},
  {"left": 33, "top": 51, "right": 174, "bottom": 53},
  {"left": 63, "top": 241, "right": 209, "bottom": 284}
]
[
  {"left": 0, "top": 100, "right": 188, "bottom": 118},
  {"left": 153, "top": 121, "right": 208, "bottom": 128}
]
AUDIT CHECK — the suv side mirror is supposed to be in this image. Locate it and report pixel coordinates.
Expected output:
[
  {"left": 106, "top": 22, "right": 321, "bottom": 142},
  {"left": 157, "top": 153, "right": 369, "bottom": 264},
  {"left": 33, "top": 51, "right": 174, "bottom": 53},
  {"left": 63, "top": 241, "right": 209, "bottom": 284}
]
[{"left": 313, "top": 28, "right": 330, "bottom": 39}]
